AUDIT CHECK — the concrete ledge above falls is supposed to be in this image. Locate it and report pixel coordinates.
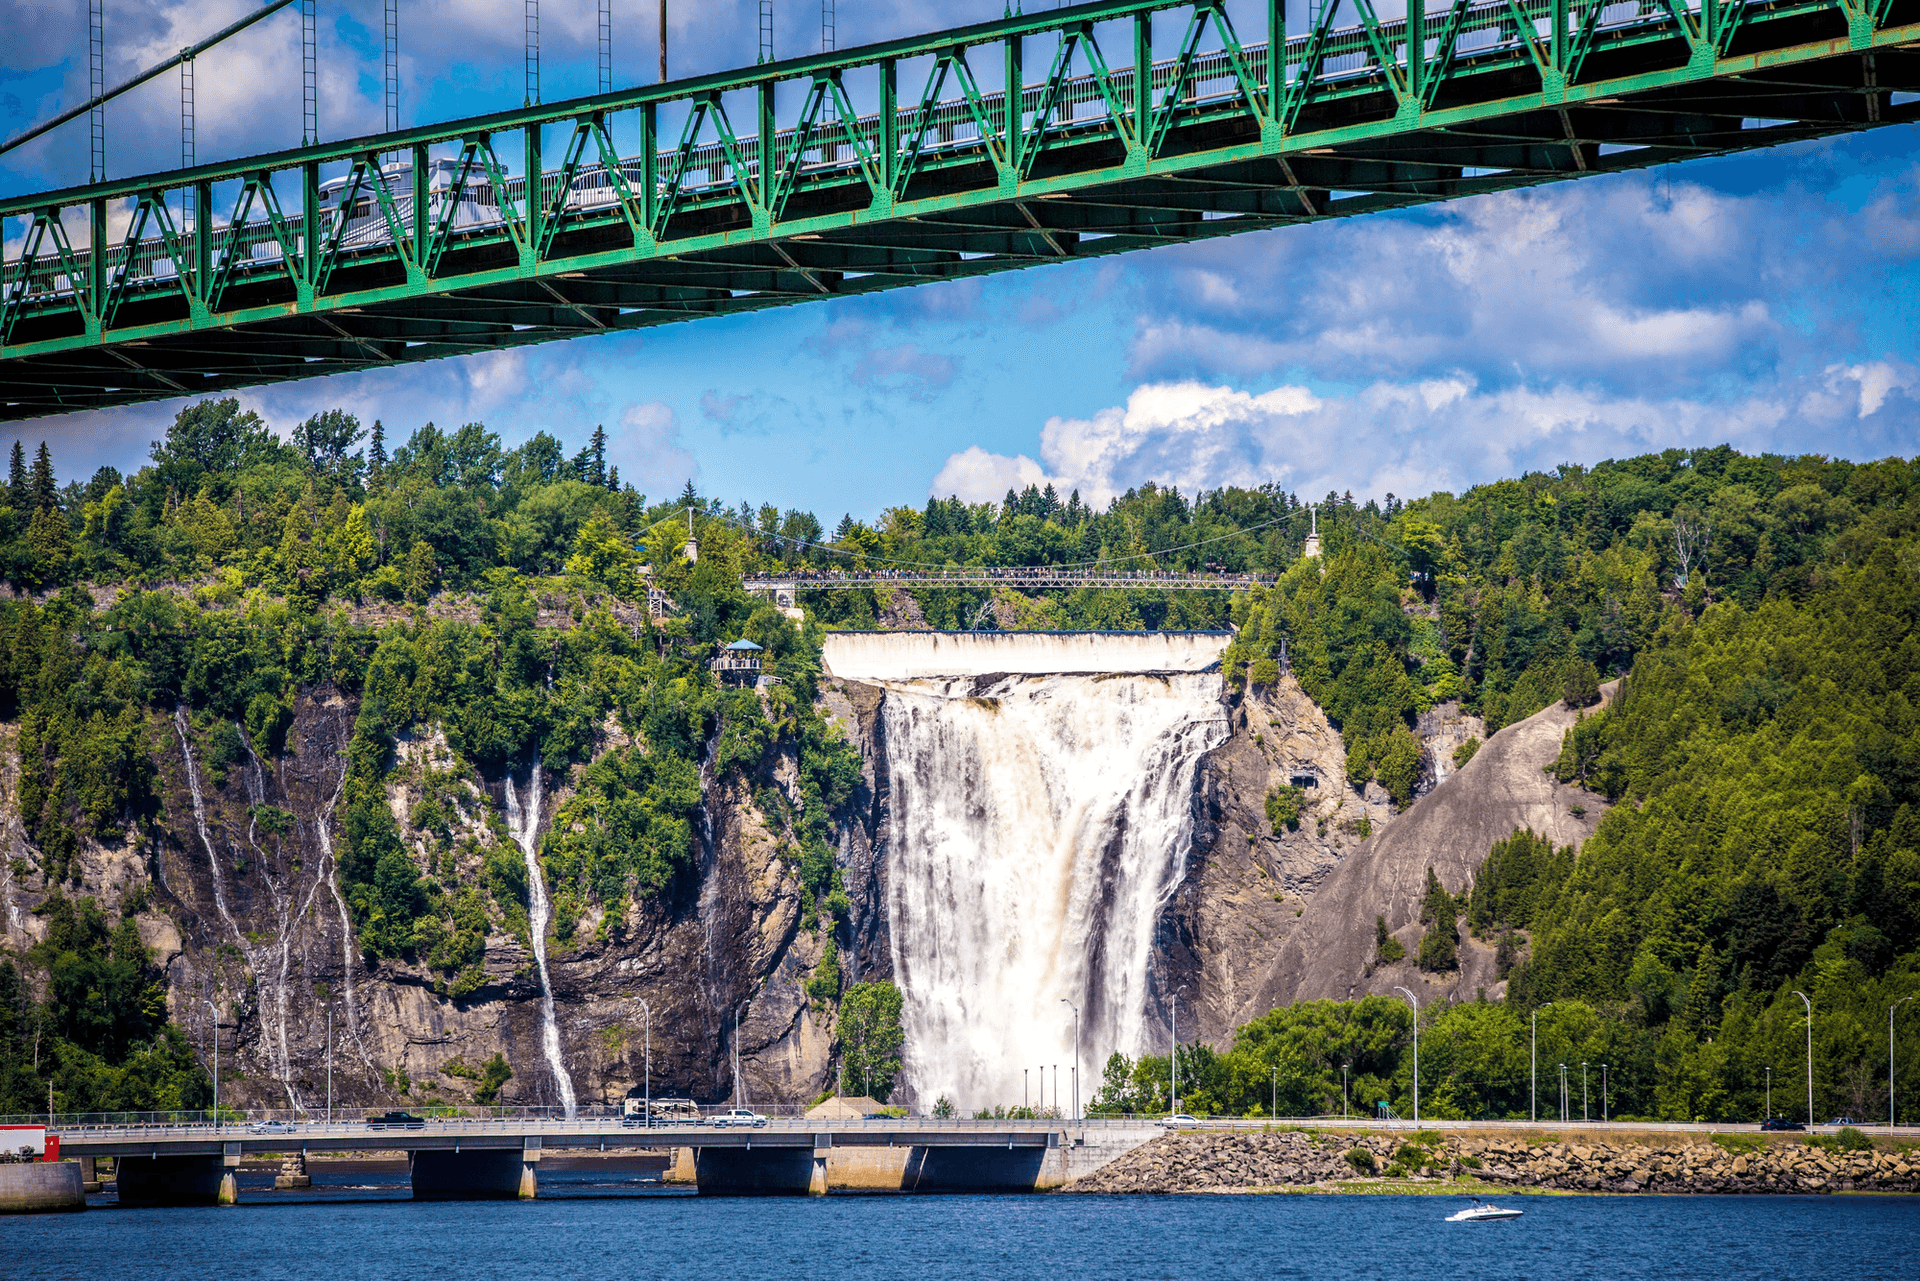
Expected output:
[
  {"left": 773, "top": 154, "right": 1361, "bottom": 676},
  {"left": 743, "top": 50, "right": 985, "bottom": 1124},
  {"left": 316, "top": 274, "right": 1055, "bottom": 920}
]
[{"left": 821, "top": 631, "right": 1232, "bottom": 680}]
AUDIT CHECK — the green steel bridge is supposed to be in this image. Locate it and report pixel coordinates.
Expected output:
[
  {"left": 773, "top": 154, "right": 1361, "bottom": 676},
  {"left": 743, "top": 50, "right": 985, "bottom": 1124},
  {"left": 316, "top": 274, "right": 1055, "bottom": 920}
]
[{"left": 1, "top": 0, "right": 1915, "bottom": 421}]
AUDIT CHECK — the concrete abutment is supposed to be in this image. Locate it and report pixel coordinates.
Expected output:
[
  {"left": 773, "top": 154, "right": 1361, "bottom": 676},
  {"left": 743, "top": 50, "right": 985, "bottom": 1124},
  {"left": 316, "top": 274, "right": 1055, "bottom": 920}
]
[{"left": 0, "top": 1162, "right": 87, "bottom": 1214}]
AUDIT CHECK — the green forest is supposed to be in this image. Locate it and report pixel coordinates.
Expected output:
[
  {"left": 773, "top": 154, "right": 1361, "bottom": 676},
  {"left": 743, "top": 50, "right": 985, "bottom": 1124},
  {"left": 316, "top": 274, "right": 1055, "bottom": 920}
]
[
  {"left": 1097, "top": 454, "right": 1920, "bottom": 1124},
  {"left": 0, "top": 395, "right": 1914, "bottom": 1122}
]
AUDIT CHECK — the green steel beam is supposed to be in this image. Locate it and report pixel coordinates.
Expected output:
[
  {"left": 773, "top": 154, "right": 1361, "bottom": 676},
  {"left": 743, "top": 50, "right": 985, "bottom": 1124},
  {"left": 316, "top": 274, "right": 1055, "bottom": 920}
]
[{"left": 2, "top": 0, "right": 1917, "bottom": 419}]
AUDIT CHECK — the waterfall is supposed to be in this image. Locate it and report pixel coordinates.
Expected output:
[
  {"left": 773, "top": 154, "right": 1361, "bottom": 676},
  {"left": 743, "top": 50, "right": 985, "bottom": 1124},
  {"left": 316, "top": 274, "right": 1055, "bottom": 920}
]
[
  {"left": 878, "top": 666, "right": 1228, "bottom": 1111},
  {"left": 314, "top": 759, "right": 374, "bottom": 1070},
  {"left": 505, "top": 762, "right": 577, "bottom": 1117},
  {"left": 174, "top": 709, "right": 243, "bottom": 935}
]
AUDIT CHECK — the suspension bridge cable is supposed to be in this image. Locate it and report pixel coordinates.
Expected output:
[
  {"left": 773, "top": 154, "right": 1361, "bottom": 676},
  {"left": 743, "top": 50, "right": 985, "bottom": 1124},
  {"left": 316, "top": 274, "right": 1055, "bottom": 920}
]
[{"left": 2, "top": 0, "right": 299, "bottom": 158}]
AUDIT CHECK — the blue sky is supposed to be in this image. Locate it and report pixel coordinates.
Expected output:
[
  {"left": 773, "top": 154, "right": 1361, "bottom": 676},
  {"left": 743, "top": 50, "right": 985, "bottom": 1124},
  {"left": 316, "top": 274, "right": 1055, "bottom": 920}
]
[{"left": 2, "top": 0, "right": 1916, "bottom": 519}]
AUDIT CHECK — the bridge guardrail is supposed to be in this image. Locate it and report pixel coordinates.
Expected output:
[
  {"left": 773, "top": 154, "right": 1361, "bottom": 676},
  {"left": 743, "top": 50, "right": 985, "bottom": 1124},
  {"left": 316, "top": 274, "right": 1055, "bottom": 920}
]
[{"left": 25, "top": 1109, "right": 1913, "bottom": 1138}]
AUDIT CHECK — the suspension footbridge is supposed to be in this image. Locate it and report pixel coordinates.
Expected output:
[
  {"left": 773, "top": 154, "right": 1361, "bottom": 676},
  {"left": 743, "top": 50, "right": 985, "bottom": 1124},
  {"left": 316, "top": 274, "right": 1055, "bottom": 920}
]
[{"left": 2, "top": 0, "right": 1915, "bottom": 420}]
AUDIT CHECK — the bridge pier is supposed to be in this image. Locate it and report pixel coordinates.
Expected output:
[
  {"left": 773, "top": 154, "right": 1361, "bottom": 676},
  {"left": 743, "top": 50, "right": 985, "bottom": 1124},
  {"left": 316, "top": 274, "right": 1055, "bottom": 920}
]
[
  {"left": 274, "top": 1151, "right": 310, "bottom": 1189},
  {"left": 410, "top": 1140, "right": 540, "bottom": 1200}
]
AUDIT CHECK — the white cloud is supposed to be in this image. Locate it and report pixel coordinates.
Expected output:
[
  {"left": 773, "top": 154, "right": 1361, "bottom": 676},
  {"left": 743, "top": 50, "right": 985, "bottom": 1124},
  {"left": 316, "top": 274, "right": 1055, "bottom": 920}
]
[
  {"left": 605, "top": 401, "right": 696, "bottom": 498},
  {"left": 936, "top": 366, "right": 1919, "bottom": 509},
  {"left": 929, "top": 445, "right": 1060, "bottom": 503},
  {"left": 1827, "top": 361, "right": 1912, "bottom": 418},
  {"left": 1122, "top": 175, "right": 1832, "bottom": 394}
]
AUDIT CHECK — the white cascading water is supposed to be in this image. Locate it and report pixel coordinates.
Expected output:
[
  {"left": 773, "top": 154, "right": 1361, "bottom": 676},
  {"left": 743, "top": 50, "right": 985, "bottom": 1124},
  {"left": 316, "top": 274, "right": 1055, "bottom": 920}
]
[
  {"left": 875, "top": 649, "right": 1228, "bottom": 1112},
  {"left": 504, "top": 763, "right": 578, "bottom": 1117}
]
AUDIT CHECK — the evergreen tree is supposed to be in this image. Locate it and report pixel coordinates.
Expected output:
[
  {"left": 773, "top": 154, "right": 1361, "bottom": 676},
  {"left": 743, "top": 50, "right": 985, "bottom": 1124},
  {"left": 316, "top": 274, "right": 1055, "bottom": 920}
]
[
  {"left": 7, "top": 440, "right": 24, "bottom": 504},
  {"left": 1417, "top": 867, "right": 1461, "bottom": 971},
  {"left": 589, "top": 424, "right": 609, "bottom": 488},
  {"left": 29, "top": 442, "right": 56, "bottom": 510},
  {"left": 367, "top": 419, "right": 388, "bottom": 481}
]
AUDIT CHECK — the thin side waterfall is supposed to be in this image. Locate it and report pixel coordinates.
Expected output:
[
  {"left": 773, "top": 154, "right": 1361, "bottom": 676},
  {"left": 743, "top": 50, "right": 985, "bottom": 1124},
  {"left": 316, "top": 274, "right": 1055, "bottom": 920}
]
[
  {"left": 174, "top": 709, "right": 243, "bottom": 934},
  {"left": 314, "top": 763, "right": 374, "bottom": 1070},
  {"left": 239, "top": 734, "right": 307, "bottom": 1109},
  {"left": 880, "top": 667, "right": 1228, "bottom": 1111},
  {"left": 505, "top": 762, "right": 577, "bottom": 1117}
]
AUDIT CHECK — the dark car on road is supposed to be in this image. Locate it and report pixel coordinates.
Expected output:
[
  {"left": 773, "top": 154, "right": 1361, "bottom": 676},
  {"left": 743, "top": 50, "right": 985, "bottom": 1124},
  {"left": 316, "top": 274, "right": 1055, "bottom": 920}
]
[
  {"left": 368, "top": 1111, "right": 426, "bottom": 1130},
  {"left": 1760, "top": 1117, "right": 1806, "bottom": 1131}
]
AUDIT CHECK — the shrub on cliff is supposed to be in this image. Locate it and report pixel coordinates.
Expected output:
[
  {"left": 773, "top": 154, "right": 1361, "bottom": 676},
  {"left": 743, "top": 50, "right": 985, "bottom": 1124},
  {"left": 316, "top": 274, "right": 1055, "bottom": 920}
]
[
  {"left": 1266, "top": 786, "right": 1303, "bottom": 833},
  {"left": 1375, "top": 916, "right": 1406, "bottom": 965},
  {"left": 474, "top": 1052, "right": 513, "bottom": 1105}
]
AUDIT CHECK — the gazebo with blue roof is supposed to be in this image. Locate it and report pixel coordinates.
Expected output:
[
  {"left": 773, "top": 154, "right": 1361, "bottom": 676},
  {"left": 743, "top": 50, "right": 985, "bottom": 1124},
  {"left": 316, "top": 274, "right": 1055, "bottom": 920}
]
[{"left": 712, "top": 638, "right": 764, "bottom": 686}]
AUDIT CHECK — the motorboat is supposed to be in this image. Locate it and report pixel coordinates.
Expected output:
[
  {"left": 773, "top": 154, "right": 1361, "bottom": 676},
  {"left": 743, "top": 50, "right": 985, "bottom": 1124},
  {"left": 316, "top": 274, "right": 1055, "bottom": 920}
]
[{"left": 1446, "top": 1199, "right": 1523, "bottom": 1222}]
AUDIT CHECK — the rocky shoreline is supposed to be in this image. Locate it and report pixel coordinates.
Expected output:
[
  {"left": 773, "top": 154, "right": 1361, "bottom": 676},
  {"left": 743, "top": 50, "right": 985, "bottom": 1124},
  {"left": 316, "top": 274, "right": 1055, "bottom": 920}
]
[{"left": 1063, "top": 1129, "right": 1920, "bottom": 1195}]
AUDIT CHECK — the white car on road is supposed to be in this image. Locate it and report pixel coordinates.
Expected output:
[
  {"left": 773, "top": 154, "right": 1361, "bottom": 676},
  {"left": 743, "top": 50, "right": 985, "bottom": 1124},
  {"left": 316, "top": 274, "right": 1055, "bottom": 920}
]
[{"left": 709, "top": 1108, "right": 770, "bottom": 1128}]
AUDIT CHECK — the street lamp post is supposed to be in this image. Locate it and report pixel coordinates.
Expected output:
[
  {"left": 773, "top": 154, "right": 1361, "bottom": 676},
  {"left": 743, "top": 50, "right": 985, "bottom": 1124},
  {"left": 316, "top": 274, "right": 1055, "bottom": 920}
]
[
  {"left": 1601, "top": 1063, "right": 1608, "bottom": 1123},
  {"left": 205, "top": 998, "right": 220, "bottom": 1132},
  {"left": 1558, "top": 1064, "right": 1568, "bottom": 1123},
  {"left": 1791, "top": 990, "right": 1813, "bottom": 1126},
  {"left": 1531, "top": 1010, "right": 1538, "bottom": 1123},
  {"left": 1271, "top": 1065, "right": 1277, "bottom": 1121},
  {"left": 1393, "top": 986, "right": 1419, "bottom": 1126},
  {"left": 1170, "top": 984, "right": 1188, "bottom": 1116},
  {"left": 1581, "top": 1061, "right": 1588, "bottom": 1123},
  {"left": 1765, "top": 1066, "right": 1771, "bottom": 1119},
  {"left": 325, "top": 1001, "right": 333, "bottom": 1125},
  {"left": 1892, "top": 998, "right": 1912, "bottom": 1129},
  {"left": 1061, "top": 999, "right": 1081, "bottom": 1122},
  {"left": 1342, "top": 1064, "right": 1349, "bottom": 1121},
  {"left": 637, "top": 998, "right": 652, "bottom": 1128}
]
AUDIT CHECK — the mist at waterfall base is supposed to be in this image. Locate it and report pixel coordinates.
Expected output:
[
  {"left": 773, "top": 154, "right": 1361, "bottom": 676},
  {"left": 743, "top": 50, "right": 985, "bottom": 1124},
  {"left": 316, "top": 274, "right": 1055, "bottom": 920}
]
[
  {"left": 879, "top": 668, "right": 1229, "bottom": 1113},
  {"left": 17, "top": 1192, "right": 1915, "bottom": 1280}
]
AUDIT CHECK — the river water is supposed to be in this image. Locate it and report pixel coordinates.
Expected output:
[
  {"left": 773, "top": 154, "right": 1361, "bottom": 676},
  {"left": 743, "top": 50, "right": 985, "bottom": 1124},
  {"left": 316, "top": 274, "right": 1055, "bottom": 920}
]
[{"left": 6, "top": 1181, "right": 1915, "bottom": 1280}]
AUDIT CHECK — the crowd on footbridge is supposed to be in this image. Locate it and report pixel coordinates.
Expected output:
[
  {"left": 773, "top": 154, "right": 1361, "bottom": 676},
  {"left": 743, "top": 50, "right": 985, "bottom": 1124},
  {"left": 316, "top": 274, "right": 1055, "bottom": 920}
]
[{"left": 743, "top": 566, "right": 1275, "bottom": 592}]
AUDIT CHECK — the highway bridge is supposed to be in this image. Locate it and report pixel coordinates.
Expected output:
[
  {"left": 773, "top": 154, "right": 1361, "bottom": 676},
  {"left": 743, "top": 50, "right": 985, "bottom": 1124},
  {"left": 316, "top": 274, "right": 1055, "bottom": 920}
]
[
  {"left": 50, "top": 1115, "right": 1157, "bottom": 1201},
  {"left": 3, "top": 0, "right": 1916, "bottom": 419},
  {"left": 41, "top": 1111, "right": 1905, "bottom": 1202}
]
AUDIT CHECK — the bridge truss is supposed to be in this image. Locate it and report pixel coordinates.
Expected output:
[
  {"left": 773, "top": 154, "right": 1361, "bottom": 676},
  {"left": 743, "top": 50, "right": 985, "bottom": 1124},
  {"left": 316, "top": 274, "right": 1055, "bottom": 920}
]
[{"left": 2, "top": 0, "right": 1916, "bottom": 420}]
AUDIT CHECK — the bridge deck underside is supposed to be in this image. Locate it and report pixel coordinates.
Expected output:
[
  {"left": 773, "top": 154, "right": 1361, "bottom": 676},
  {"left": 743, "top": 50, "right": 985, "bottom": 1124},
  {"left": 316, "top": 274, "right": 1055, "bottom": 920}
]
[{"left": 2, "top": 1, "right": 1917, "bottom": 419}]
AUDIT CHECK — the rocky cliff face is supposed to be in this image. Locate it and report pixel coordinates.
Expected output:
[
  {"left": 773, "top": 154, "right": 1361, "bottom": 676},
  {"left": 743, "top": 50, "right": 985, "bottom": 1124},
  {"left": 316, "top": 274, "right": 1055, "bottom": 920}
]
[
  {"left": 1249, "top": 683, "right": 1616, "bottom": 1013},
  {"left": 0, "top": 685, "right": 873, "bottom": 1114},
  {"left": 0, "top": 652, "right": 1603, "bottom": 1111},
  {"left": 1162, "top": 677, "right": 1492, "bottom": 1045}
]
